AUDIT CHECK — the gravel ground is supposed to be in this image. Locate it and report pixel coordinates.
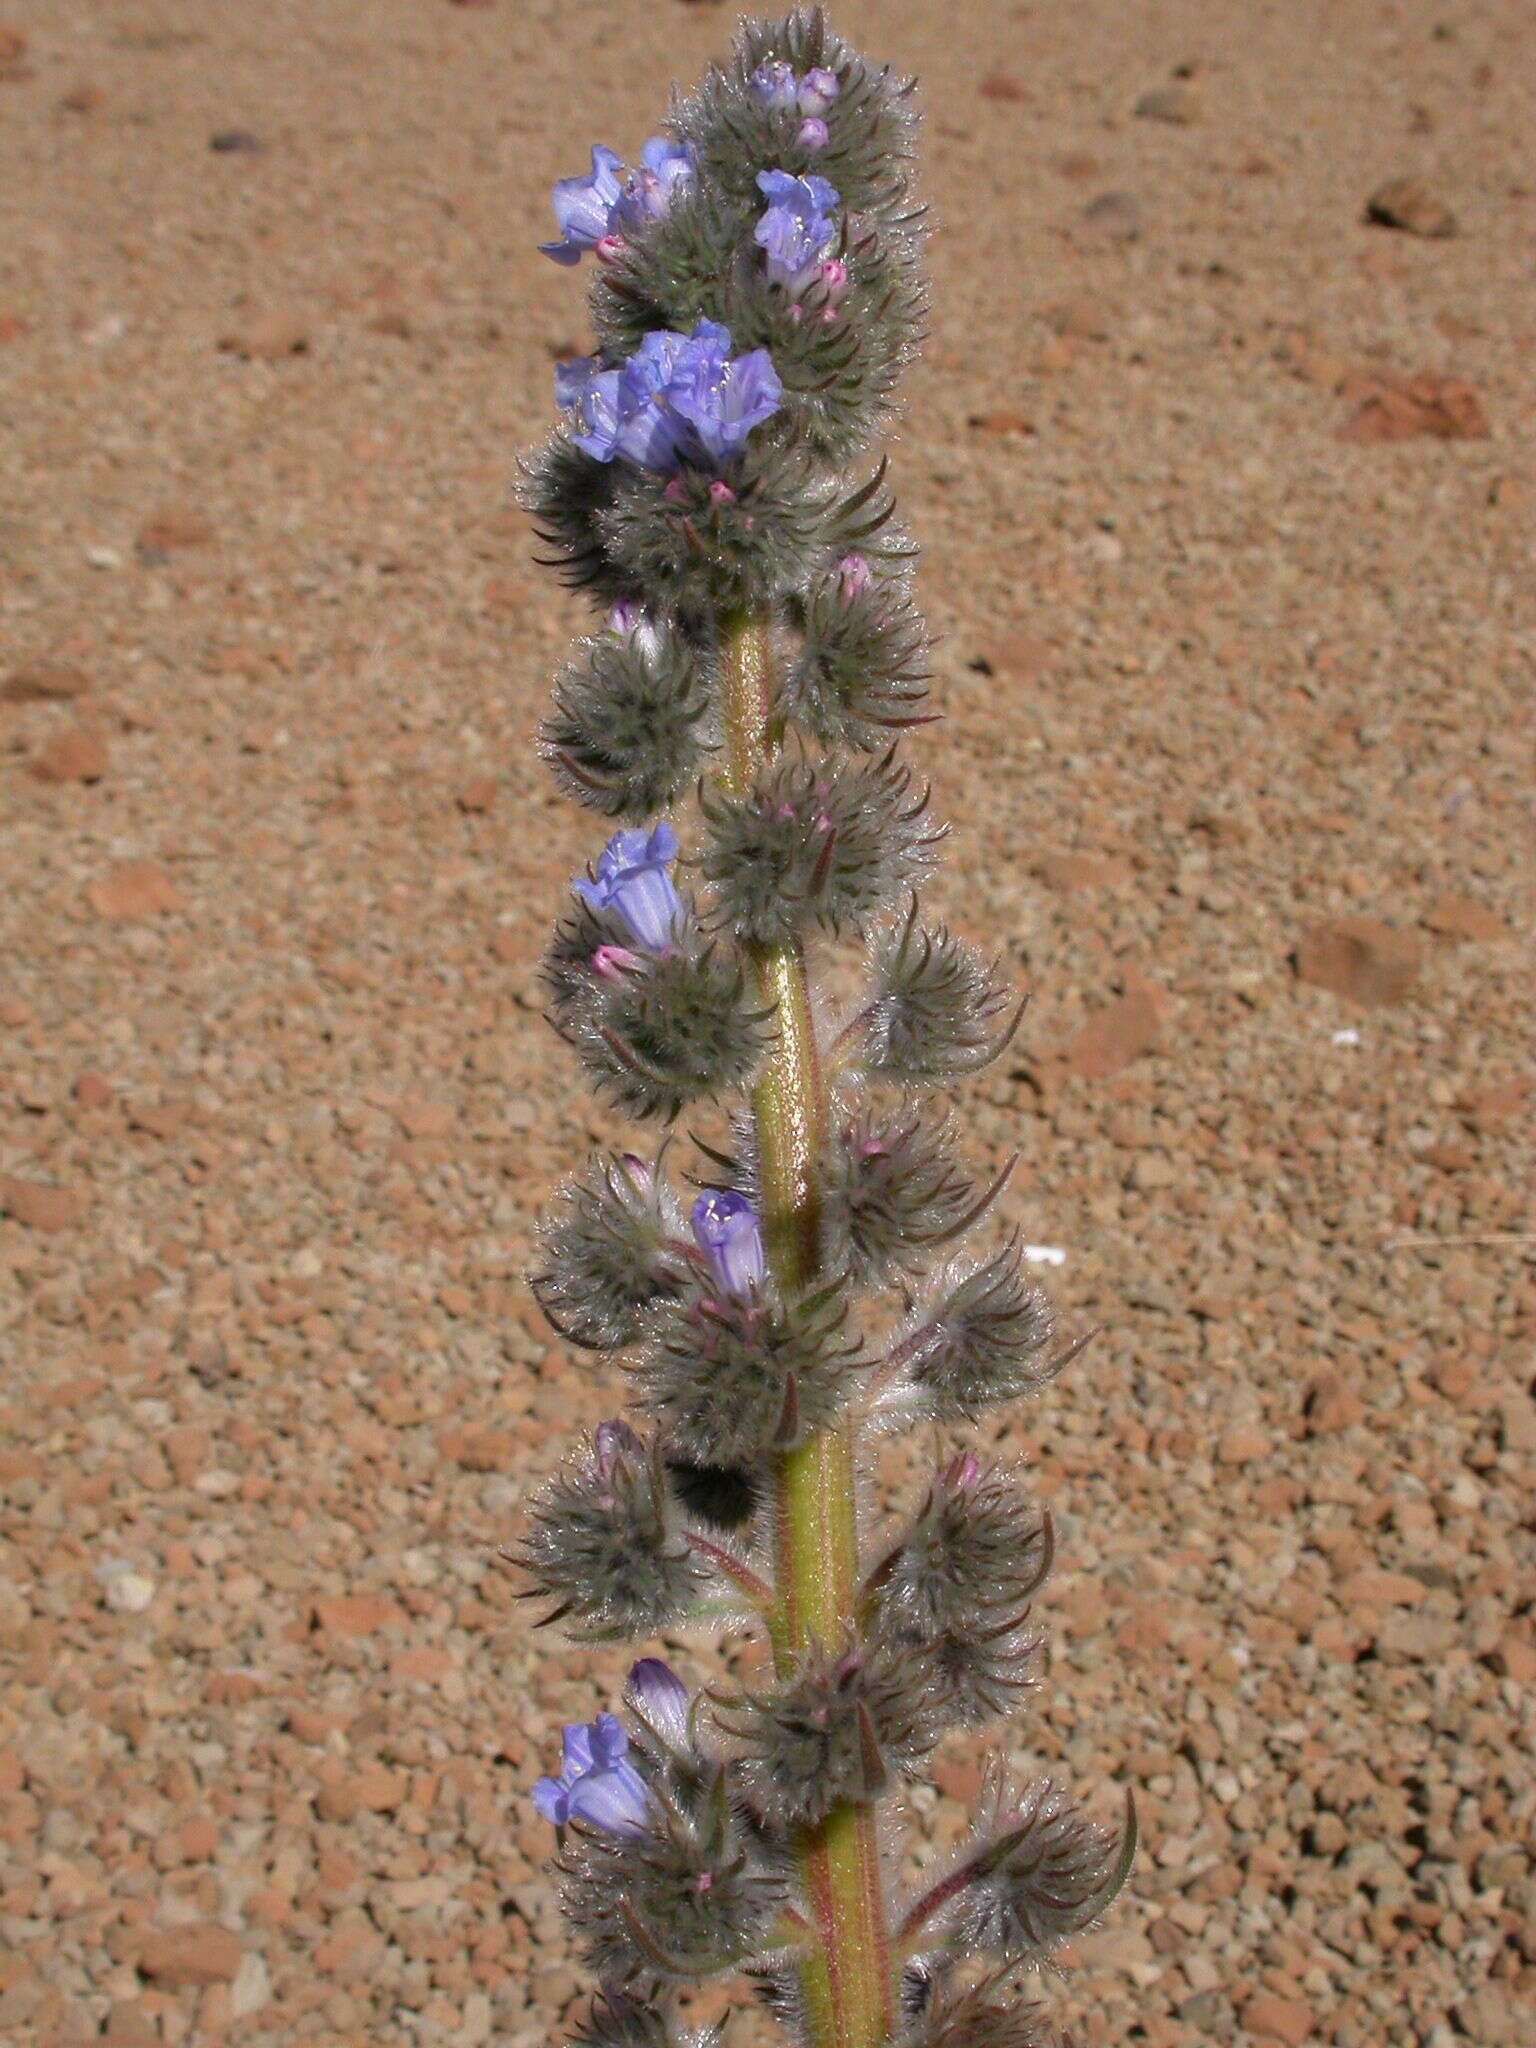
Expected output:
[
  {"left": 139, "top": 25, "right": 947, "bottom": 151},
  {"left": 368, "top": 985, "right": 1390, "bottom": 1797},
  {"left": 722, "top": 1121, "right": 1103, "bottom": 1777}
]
[{"left": 1, "top": 2, "right": 1532, "bottom": 2044}]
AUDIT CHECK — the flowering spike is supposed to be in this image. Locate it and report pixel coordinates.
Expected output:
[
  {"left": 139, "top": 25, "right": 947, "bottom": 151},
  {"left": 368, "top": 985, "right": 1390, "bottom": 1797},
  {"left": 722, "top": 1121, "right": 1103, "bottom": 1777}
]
[{"left": 515, "top": 13, "right": 1131, "bottom": 2046}]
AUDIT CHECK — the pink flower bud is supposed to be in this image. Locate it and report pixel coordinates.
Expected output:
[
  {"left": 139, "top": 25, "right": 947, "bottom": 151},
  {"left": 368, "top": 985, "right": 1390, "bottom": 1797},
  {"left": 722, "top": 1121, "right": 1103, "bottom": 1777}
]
[
  {"left": 837, "top": 552, "right": 872, "bottom": 602},
  {"left": 818, "top": 257, "right": 850, "bottom": 302},
  {"left": 592, "top": 943, "right": 645, "bottom": 982},
  {"left": 944, "top": 1452, "right": 986, "bottom": 1494}
]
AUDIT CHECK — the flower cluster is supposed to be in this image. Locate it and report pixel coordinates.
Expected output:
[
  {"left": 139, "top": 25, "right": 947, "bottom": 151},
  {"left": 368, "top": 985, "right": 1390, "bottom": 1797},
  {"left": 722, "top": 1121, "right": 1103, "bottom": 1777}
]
[
  {"left": 559, "top": 323, "right": 784, "bottom": 474},
  {"left": 751, "top": 57, "right": 843, "bottom": 149},
  {"left": 756, "top": 169, "right": 843, "bottom": 296},
  {"left": 542, "top": 138, "right": 696, "bottom": 265},
  {"left": 516, "top": 13, "right": 1132, "bottom": 2048}
]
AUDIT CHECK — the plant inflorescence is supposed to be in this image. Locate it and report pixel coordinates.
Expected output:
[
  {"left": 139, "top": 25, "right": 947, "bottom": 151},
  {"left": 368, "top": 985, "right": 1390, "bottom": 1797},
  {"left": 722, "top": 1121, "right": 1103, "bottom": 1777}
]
[{"left": 515, "top": 13, "right": 1133, "bottom": 2046}]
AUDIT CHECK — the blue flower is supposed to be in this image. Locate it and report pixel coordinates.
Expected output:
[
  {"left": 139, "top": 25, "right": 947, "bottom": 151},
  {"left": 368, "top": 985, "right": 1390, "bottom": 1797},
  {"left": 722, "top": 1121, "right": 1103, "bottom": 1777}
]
[
  {"left": 624, "top": 1657, "right": 694, "bottom": 1756},
  {"left": 533, "top": 1712, "right": 652, "bottom": 1836},
  {"left": 555, "top": 323, "right": 782, "bottom": 474},
  {"left": 541, "top": 138, "right": 692, "bottom": 263},
  {"left": 691, "top": 1188, "right": 766, "bottom": 1299},
  {"left": 605, "top": 600, "right": 666, "bottom": 665},
  {"left": 749, "top": 60, "right": 800, "bottom": 110},
  {"left": 613, "top": 136, "right": 695, "bottom": 230},
  {"left": 540, "top": 145, "right": 625, "bottom": 265},
  {"left": 611, "top": 329, "right": 693, "bottom": 468},
  {"left": 797, "top": 117, "right": 830, "bottom": 151},
  {"left": 574, "top": 823, "right": 684, "bottom": 953},
  {"left": 798, "top": 67, "right": 842, "bottom": 117},
  {"left": 663, "top": 319, "right": 784, "bottom": 466},
  {"left": 755, "top": 169, "right": 841, "bottom": 293}
]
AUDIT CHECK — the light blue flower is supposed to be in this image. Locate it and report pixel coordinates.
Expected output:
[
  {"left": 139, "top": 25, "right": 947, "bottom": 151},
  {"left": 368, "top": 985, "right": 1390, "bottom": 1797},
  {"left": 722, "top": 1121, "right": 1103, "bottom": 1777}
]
[
  {"left": 533, "top": 1712, "right": 652, "bottom": 1835},
  {"left": 605, "top": 600, "right": 666, "bottom": 665},
  {"left": 610, "top": 329, "right": 691, "bottom": 468},
  {"left": 749, "top": 60, "right": 800, "bottom": 110},
  {"left": 540, "top": 145, "right": 624, "bottom": 265},
  {"left": 556, "top": 323, "right": 781, "bottom": 474},
  {"left": 691, "top": 1188, "right": 766, "bottom": 1299},
  {"left": 624, "top": 1657, "right": 694, "bottom": 1756},
  {"left": 798, "top": 67, "right": 842, "bottom": 117},
  {"left": 574, "top": 823, "right": 684, "bottom": 954},
  {"left": 613, "top": 136, "right": 695, "bottom": 230},
  {"left": 664, "top": 320, "right": 784, "bottom": 466},
  {"left": 754, "top": 169, "right": 841, "bottom": 293}
]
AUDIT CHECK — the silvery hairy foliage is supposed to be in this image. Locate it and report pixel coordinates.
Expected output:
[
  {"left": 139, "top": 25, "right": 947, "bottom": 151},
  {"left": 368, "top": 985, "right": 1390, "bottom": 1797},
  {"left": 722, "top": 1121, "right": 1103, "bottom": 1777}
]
[{"left": 512, "top": 13, "right": 1133, "bottom": 2046}]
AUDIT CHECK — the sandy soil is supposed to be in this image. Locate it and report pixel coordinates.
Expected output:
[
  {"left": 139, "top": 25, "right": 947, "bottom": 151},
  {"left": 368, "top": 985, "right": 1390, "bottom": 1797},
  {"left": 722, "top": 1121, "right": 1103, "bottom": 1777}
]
[{"left": 1, "top": 1, "right": 1533, "bottom": 2043}]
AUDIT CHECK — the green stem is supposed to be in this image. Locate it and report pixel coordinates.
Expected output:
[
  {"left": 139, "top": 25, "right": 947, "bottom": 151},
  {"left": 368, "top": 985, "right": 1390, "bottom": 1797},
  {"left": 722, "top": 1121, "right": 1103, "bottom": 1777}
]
[{"left": 719, "top": 610, "right": 896, "bottom": 2048}]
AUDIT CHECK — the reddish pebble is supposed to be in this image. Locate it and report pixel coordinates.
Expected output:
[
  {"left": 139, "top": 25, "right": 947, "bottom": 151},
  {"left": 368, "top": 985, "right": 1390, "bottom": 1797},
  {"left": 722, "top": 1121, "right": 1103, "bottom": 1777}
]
[
  {"left": 0, "top": 1174, "right": 88, "bottom": 1232},
  {"left": 456, "top": 774, "right": 498, "bottom": 813},
  {"left": 87, "top": 859, "right": 185, "bottom": 920},
  {"left": 32, "top": 724, "right": 109, "bottom": 783},
  {"left": 137, "top": 1923, "right": 243, "bottom": 1988},
  {"left": 1242, "top": 1993, "right": 1316, "bottom": 2047}
]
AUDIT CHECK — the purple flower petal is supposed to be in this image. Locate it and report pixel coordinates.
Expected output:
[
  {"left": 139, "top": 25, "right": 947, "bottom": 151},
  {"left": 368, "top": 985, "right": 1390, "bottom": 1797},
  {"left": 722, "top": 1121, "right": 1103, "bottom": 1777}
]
[
  {"left": 555, "top": 354, "right": 601, "bottom": 410},
  {"left": 754, "top": 169, "right": 841, "bottom": 293},
  {"left": 533, "top": 1776, "right": 572, "bottom": 1825},
  {"left": 750, "top": 60, "right": 799, "bottom": 110},
  {"left": 606, "top": 601, "right": 666, "bottom": 664},
  {"left": 666, "top": 329, "right": 784, "bottom": 466},
  {"left": 613, "top": 137, "right": 695, "bottom": 230},
  {"left": 568, "top": 366, "right": 624, "bottom": 463},
  {"left": 625, "top": 1658, "right": 693, "bottom": 1754},
  {"left": 691, "top": 1188, "right": 766, "bottom": 1298},
  {"left": 542, "top": 144, "right": 625, "bottom": 264},
  {"left": 594, "top": 1417, "right": 643, "bottom": 1475},
  {"left": 561, "top": 1723, "right": 595, "bottom": 1777},
  {"left": 798, "top": 67, "right": 842, "bottom": 117},
  {"left": 535, "top": 1714, "right": 653, "bottom": 1838},
  {"left": 567, "top": 1759, "right": 652, "bottom": 1837},
  {"left": 574, "top": 823, "right": 685, "bottom": 953},
  {"left": 589, "top": 1712, "right": 630, "bottom": 1771}
]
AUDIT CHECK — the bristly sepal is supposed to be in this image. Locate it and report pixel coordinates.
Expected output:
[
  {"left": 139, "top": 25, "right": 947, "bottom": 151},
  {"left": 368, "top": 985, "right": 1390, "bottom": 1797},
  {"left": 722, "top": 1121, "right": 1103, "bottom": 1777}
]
[
  {"left": 785, "top": 566, "right": 932, "bottom": 750},
  {"left": 521, "top": 431, "right": 632, "bottom": 604},
  {"left": 717, "top": 1636, "right": 942, "bottom": 1828},
  {"left": 900, "top": 1773, "right": 1136, "bottom": 1969},
  {"left": 542, "top": 622, "right": 713, "bottom": 819},
  {"left": 567, "top": 1990, "right": 719, "bottom": 2048},
  {"left": 821, "top": 1107, "right": 988, "bottom": 1287},
  {"left": 890, "top": 1238, "right": 1061, "bottom": 1421},
  {"left": 699, "top": 747, "right": 943, "bottom": 949},
  {"left": 543, "top": 898, "right": 771, "bottom": 1123},
  {"left": 896, "top": 1974, "right": 1066, "bottom": 2048},
  {"left": 637, "top": 1273, "right": 863, "bottom": 1465},
  {"left": 558, "top": 1767, "right": 788, "bottom": 1985},
  {"left": 590, "top": 179, "right": 758, "bottom": 356},
  {"left": 533, "top": 1150, "right": 690, "bottom": 1352},
  {"left": 678, "top": 10, "right": 923, "bottom": 234},
  {"left": 516, "top": 1422, "right": 710, "bottom": 1640},
  {"left": 598, "top": 445, "right": 832, "bottom": 615},
  {"left": 864, "top": 1458, "right": 1051, "bottom": 1725},
  {"left": 859, "top": 906, "right": 1022, "bottom": 1084}
]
